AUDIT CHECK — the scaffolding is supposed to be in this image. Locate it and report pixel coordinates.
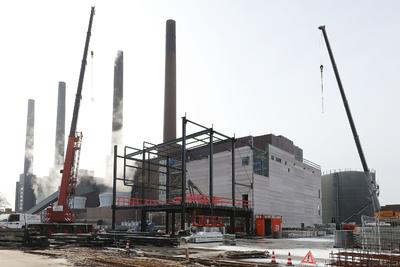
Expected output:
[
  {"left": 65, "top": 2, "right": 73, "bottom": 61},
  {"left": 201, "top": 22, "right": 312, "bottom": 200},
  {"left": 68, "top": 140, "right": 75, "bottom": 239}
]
[
  {"left": 360, "top": 215, "right": 400, "bottom": 253},
  {"left": 329, "top": 249, "right": 400, "bottom": 267},
  {"left": 111, "top": 117, "right": 253, "bottom": 234},
  {"left": 329, "top": 216, "right": 400, "bottom": 266}
]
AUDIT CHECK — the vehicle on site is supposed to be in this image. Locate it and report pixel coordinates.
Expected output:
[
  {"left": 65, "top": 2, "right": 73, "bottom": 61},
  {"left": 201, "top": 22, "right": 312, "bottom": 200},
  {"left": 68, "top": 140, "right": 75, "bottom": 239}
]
[
  {"left": 0, "top": 213, "right": 40, "bottom": 229},
  {"left": 0, "top": 213, "right": 92, "bottom": 235},
  {"left": 5, "top": 8, "right": 96, "bottom": 237}
]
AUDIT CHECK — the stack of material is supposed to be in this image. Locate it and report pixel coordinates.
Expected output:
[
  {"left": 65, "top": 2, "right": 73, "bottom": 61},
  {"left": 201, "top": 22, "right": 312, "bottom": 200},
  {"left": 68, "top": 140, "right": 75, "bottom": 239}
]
[
  {"left": 49, "top": 233, "right": 113, "bottom": 247},
  {"left": 0, "top": 228, "right": 48, "bottom": 247},
  {"left": 222, "top": 250, "right": 270, "bottom": 259},
  {"left": 189, "top": 231, "right": 223, "bottom": 243},
  {"left": 222, "top": 234, "right": 236, "bottom": 245}
]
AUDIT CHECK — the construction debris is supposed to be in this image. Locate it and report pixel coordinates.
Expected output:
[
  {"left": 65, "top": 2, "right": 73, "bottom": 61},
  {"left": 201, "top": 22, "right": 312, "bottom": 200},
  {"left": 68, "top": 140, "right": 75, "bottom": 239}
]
[
  {"left": 221, "top": 250, "right": 270, "bottom": 259},
  {"left": 0, "top": 228, "right": 48, "bottom": 247}
]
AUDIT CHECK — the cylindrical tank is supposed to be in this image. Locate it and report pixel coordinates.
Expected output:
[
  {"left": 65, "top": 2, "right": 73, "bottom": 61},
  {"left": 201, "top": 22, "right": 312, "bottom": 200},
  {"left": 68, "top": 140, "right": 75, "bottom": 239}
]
[
  {"left": 321, "top": 170, "right": 380, "bottom": 224},
  {"left": 69, "top": 196, "right": 87, "bottom": 209},
  {"left": 99, "top": 193, "right": 113, "bottom": 207},
  {"left": 99, "top": 192, "right": 131, "bottom": 207}
]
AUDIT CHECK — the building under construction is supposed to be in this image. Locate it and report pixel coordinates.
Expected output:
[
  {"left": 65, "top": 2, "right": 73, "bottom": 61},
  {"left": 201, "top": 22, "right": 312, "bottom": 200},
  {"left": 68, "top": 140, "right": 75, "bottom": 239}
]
[{"left": 111, "top": 116, "right": 322, "bottom": 234}]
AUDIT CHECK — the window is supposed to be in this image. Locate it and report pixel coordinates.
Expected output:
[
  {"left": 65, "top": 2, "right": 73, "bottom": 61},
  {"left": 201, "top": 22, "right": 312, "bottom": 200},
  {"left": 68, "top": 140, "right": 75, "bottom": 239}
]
[
  {"left": 8, "top": 214, "right": 20, "bottom": 222},
  {"left": 275, "top": 157, "right": 282, "bottom": 163},
  {"left": 318, "top": 189, "right": 321, "bottom": 199},
  {"left": 271, "top": 155, "right": 275, "bottom": 160},
  {"left": 288, "top": 168, "right": 290, "bottom": 172},
  {"left": 285, "top": 161, "right": 287, "bottom": 165},
  {"left": 242, "top": 156, "right": 250, "bottom": 166},
  {"left": 254, "top": 149, "right": 268, "bottom": 176}
]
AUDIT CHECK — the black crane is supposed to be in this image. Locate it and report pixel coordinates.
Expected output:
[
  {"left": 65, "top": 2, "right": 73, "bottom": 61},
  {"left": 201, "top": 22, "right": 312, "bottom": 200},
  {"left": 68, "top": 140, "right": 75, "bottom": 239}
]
[{"left": 318, "top": 25, "right": 379, "bottom": 220}]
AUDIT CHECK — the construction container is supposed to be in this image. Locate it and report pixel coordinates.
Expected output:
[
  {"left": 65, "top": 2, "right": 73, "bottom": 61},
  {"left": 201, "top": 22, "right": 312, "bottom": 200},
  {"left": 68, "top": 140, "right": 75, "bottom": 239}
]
[{"left": 255, "top": 215, "right": 282, "bottom": 237}]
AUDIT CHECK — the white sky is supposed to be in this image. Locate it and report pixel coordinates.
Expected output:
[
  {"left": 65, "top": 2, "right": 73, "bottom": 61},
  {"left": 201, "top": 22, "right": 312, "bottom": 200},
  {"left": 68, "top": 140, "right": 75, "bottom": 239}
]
[{"left": 0, "top": 0, "right": 399, "bottom": 208}]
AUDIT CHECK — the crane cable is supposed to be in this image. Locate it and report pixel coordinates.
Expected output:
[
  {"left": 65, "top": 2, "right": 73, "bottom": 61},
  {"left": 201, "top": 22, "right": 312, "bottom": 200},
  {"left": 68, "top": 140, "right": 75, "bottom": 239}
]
[
  {"left": 320, "top": 31, "right": 325, "bottom": 113},
  {"left": 90, "top": 50, "right": 95, "bottom": 102},
  {"left": 320, "top": 64, "right": 324, "bottom": 113}
]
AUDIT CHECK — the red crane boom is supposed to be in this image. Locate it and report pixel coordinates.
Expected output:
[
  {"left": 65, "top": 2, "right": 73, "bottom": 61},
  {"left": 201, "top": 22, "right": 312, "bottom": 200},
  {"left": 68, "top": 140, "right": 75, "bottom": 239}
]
[{"left": 46, "top": 7, "right": 95, "bottom": 223}]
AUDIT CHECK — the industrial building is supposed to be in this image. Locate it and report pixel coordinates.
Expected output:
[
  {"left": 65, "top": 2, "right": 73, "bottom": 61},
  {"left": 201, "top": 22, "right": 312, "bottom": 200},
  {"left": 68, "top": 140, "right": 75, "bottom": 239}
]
[
  {"left": 187, "top": 133, "right": 322, "bottom": 229},
  {"left": 321, "top": 170, "right": 380, "bottom": 225},
  {"left": 111, "top": 117, "right": 322, "bottom": 234}
]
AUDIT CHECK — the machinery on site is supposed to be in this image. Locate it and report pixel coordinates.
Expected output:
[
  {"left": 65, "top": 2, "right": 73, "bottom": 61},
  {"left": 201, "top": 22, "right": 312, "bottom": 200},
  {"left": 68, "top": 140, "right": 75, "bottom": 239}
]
[
  {"left": 0, "top": 7, "right": 95, "bottom": 237},
  {"left": 319, "top": 25, "right": 380, "bottom": 224},
  {"left": 45, "top": 7, "right": 95, "bottom": 225}
]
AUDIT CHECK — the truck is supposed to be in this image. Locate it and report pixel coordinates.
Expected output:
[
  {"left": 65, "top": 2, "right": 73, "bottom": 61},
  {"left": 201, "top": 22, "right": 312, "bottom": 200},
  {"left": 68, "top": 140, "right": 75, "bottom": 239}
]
[
  {"left": 0, "top": 213, "right": 40, "bottom": 229},
  {"left": 0, "top": 213, "right": 91, "bottom": 235}
]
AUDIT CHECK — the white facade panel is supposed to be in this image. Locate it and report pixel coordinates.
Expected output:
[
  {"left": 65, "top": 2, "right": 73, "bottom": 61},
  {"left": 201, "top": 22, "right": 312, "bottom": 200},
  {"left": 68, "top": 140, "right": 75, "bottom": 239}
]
[
  {"left": 185, "top": 143, "right": 322, "bottom": 229},
  {"left": 254, "top": 144, "right": 322, "bottom": 228}
]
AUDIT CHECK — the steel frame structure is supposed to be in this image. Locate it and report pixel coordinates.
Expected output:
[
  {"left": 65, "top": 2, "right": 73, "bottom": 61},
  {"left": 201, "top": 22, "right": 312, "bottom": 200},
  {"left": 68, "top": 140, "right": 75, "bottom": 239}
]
[{"left": 111, "top": 116, "right": 252, "bottom": 234}]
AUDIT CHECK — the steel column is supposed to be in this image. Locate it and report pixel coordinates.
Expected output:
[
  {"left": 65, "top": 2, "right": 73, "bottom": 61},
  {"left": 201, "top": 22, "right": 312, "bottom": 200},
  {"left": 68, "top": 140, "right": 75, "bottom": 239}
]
[
  {"left": 181, "top": 117, "right": 187, "bottom": 230},
  {"left": 171, "top": 211, "right": 176, "bottom": 236},
  {"left": 231, "top": 138, "right": 236, "bottom": 233},
  {"left": 209, "top": 128, "right": 214, "bottom": 216},
  {"left": 112, "top": 145, "right": 117, "bottom": 230},
  {"left": 166, "top": 157, "right": 170, "bottom": 233}
]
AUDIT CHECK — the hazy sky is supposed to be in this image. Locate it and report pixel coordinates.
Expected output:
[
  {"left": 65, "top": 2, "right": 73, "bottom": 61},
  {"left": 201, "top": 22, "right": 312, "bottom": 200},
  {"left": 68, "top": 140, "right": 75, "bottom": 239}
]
[{"left": 1, "top": 0, "right": 399, "bottom": 208}]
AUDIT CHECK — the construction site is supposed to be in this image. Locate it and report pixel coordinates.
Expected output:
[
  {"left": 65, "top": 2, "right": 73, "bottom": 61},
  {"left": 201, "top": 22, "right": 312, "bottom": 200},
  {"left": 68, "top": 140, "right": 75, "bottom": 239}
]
[{"left": 1, "top": 2, "right": 399, "bottom": 267}]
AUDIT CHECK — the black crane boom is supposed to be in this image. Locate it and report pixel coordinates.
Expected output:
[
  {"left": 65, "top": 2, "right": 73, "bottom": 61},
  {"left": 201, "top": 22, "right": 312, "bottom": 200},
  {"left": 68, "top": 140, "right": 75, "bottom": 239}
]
[{"left": 318, "top": 25, "right": 369, "bottom": 174}]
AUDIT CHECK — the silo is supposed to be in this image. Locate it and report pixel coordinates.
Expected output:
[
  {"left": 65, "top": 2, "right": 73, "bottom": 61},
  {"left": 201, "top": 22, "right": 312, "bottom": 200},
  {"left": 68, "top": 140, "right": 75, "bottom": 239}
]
[{"left": 321, "top": 170, "right": 380, "bottom": 224}]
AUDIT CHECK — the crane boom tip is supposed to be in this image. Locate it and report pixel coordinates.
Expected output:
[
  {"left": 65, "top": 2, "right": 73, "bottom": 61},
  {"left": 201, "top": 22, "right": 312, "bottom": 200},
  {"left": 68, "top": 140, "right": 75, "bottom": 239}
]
[{"left": 318, "top": 25, "right": 326, "bottom": 30}]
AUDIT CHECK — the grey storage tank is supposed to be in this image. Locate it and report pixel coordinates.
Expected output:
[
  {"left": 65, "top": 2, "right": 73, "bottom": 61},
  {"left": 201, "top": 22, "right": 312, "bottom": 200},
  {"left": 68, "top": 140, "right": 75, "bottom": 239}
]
[{"left": 322, "top": 170, "right": 380, "bottom": 225}]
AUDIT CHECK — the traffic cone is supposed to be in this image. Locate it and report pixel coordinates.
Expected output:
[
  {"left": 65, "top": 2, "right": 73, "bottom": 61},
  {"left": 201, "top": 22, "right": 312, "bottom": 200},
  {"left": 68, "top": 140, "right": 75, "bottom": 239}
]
[
  {"left": 271, "top": 250, "right": 277, "bottom": 264},
  {"left": 286, "top": 252, "right": 294, "bottom": 266}
]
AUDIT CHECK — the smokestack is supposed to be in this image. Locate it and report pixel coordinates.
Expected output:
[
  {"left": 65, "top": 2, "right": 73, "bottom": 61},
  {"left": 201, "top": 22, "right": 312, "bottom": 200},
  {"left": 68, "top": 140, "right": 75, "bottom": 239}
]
[
  {"left": 54, "top": 82, "right": 66, "bottom": 166},
  {"left": 163, "top": 20, "right": 176, "bottom": 142},
  {"left": 18, "top": 99, "right": 36, "bottom": 211},
  {"left": 24, "top": 99, "right": 35, "bottom": 175},
  {"left": 112, "top": 51, "right": 123, "bottom": 147}
]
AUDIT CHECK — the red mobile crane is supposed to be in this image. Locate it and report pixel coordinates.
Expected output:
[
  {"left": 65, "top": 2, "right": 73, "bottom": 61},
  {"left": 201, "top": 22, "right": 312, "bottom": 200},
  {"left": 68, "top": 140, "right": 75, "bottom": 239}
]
[{"left": 46, "top": 7, "right": 95, "bottom": 224}]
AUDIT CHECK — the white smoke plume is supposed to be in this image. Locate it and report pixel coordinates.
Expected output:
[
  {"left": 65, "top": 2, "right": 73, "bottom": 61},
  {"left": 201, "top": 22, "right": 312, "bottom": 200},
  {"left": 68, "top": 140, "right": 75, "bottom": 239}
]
[
  {"left": 0, "top": 193, "right": 10, "bottom": 208},
  {"left": 32, "top": 168, "right": 60, "bottom": 202}
]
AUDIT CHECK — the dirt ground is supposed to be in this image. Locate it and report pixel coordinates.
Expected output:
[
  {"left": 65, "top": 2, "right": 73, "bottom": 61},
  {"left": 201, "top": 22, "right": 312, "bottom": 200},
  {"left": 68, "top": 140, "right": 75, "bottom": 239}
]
[
  {"left": 0, "top": 249, "right": 71, "bottom": 267},
  {"left": 0, "top": 237, "right": 335, "bottom": 266}
]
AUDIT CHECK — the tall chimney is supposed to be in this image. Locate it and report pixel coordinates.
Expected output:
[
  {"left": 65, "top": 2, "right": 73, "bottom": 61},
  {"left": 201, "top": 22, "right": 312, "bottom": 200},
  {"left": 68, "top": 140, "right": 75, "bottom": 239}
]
[
  {"left": 20, "top": 99, "right": 36, "bottom": 211},
  {"left": 54, "top": 82, "right": 66, "bottom": 167},
  {"left": 24, "top": 99, "right": 35, "bottom": 175},
  {"left": 163, "top": 20, "right": 176, "bottom": 142},
  {"left": 112, "top": 51, "right": 123, "bottom": 147}
]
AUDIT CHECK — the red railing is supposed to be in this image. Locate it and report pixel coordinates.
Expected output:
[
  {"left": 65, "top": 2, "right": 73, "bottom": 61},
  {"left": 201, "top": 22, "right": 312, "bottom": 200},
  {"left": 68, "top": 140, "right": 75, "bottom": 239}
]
[
  {"left": 191, "top": 215, "right": 224, "bottom": 227},
  {"left": 116, "top": 194, "right": 252, "bottom": 208}
]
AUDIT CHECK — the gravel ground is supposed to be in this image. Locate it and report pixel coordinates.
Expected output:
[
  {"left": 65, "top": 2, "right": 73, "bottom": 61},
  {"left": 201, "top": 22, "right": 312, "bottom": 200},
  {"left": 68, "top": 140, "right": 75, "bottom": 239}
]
[
  {"left": 0, "top": 236, "right": 335, "bottom": 266},
  {"left": 0, "top": 249, "right": 71, "bottom": 267}
]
